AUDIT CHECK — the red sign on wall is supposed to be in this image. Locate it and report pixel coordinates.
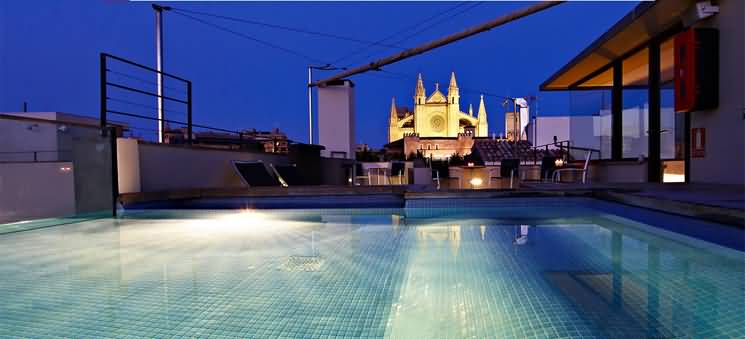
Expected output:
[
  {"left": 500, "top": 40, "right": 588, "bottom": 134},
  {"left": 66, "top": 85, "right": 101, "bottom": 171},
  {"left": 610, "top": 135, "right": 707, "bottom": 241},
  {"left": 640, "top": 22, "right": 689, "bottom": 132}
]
[{"left": 692, "top": 128, "right": 706, "bottom": 158}]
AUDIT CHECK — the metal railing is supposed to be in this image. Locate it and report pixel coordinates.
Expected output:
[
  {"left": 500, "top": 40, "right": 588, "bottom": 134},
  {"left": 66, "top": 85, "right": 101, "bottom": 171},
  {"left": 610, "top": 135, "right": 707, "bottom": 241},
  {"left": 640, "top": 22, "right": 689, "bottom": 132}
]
[
  {"left": 528, "top": 140, "right": 601, "bottom": 165},
  {"left": 100, "top": 52, "right": 193, "bottom": 142}
]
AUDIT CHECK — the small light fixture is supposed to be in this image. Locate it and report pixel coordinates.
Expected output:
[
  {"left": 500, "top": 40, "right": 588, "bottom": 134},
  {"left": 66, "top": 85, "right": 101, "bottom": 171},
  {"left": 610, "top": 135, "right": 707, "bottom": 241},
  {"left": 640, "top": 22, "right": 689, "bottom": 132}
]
[
  {"left": 467, "top": 162, "right": 474, "bottom": 167},
  {"left": 554, "top": 158, "right": 564, "bottom": 167},
  {"left": 470, "top": 177, "right": 483, "bottom": 187}
]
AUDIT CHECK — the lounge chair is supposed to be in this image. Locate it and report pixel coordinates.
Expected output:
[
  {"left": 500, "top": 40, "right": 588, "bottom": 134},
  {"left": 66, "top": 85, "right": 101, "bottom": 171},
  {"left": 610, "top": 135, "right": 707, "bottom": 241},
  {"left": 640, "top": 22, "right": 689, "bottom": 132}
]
[
  {"left": 553, "top": 151, "right": 592, "bottom": 184},
  {"left": 270, "top": 164, "right": 305, "bottom": 187},
  {"left": 233, "top": 160, "right": 282, "bottom": 187}
]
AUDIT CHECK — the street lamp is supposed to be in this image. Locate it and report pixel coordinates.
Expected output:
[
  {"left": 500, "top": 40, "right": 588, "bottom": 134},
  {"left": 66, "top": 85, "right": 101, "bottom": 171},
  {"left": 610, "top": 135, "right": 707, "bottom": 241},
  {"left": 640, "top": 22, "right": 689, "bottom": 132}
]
[{"left": 307, "top": 64, "right": 345, "bottom": 144}]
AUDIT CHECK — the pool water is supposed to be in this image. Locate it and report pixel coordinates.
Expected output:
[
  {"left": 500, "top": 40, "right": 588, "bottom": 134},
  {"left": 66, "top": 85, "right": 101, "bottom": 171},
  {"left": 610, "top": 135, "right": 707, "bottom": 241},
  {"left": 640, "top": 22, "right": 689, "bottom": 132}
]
[{"left": 0, "top": 198, "right": 743, "bottom": 338}]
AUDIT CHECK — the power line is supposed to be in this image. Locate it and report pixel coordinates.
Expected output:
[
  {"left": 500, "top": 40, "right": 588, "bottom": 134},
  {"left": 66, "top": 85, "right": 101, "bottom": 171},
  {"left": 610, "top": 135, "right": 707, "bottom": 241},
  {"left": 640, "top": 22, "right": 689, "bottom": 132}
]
[
  {"left": 314, "top": 1, "right": 563, "bottom": 87},
  {"left": 330, "top": 2, "right": 470, "bottom": 66},
  {"left": 368, "top": 2, "right": 484, "bottom": 62},
  {"left": 171, "top": 10, "right": 329, "bottom": 65},
  {"left": 170, "top": 7, "right": 408, "bottom": 51},
  {"left": 347, "top": 2, "right": 483, "bottom": 67}
]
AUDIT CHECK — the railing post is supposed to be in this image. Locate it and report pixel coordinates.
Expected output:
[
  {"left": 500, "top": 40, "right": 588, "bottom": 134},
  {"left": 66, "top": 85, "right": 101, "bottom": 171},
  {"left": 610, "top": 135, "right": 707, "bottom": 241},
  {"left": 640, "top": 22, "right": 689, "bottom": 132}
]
[
  {"left": 33, "top": 151, "right": 37, "bottom": 162},
  {"left": 100, "top": 53, "right": 108, "bottom": 136},
  {"left": 109, "top": 126, "right": 119, "bottom": 217},
  {"left": 612, "top": 61, "right": 623, "bottom": 160},
  {"left": 187, "top": 81, "right": 193, "bottom": 144}
]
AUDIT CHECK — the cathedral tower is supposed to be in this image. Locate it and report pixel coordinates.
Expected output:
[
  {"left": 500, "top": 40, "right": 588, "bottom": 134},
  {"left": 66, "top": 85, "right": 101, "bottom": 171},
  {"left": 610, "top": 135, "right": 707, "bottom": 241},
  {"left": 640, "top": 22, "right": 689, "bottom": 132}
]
[
  {"left": 447, "top": 72, "right": 460, "bottom": 136},
  {"left": 477, "top": 95, "right": 488, "bottom": 136}
]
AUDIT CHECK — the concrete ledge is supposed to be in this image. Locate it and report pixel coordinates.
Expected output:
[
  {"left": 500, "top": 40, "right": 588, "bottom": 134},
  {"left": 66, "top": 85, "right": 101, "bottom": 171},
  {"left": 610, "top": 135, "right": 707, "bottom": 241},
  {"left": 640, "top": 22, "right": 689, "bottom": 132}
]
[
  {"left": 120, "top": 185, "right": 408, "bottom": 206},
  {"left": 120, "top": 184, "right": 743, "bottom": 228},
  {"left": 595, "top": 191, "right": 745, "bottom": 228}
]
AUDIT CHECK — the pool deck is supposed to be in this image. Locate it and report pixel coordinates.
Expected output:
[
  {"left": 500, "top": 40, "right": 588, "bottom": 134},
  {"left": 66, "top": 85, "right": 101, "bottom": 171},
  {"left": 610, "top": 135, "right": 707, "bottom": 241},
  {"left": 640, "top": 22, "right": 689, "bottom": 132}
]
[{"left": 120, "top": 183, "right": 744, "bottom": 227}]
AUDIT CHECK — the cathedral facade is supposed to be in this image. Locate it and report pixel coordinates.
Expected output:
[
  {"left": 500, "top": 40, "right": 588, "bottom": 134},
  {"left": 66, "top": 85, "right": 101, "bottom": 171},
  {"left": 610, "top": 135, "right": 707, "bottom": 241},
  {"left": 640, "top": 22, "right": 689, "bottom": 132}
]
[{"left": 388, "top": 72, "right": 488, "bottom": 143}]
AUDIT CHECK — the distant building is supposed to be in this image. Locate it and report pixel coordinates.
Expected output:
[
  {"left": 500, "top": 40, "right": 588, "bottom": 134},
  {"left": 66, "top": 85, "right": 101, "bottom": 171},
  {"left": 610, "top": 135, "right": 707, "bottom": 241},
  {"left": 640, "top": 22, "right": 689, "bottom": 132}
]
[
  {"left": 504, "top": 111, "right": 517, "bottom": 141},
  {"left": 164, "top": 127, "right": 289, "bottom": 154},
  {"left": 388, "top": 72, "right": 488, "bottom": 142},
  {"left": 385, "top": 134, "right": 479, "bottom": 161},
  {"left": 0, "top": 112, "right": 127, "bottom": 162},
  {"left": 355, "top": 144, "right": 371, "bottom": 152}
]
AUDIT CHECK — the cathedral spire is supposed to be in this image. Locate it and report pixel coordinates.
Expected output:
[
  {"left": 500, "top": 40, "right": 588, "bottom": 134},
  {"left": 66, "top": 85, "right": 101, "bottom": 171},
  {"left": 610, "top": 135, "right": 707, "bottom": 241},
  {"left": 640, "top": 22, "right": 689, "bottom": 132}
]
[
  {"left": 414, "top": 73, "right": 426, "bottom": 105},
  {"left": 477, "top": 95, "right": 488, "bottom": 137},
  {"left": 469, "top": 104, "right": 474, "bottom": 117},
  {"left": 415, "top": 73, "right": 425, "bottom": 96},
  {"left": 389, "top": 97, "right": 398, "bottom": 123},
  {"left": 448, "top": 72, "right": 458, "bottom": 89},
  {"left": 447, "top": 72, "right": 459, "bottom": 105},
  {"left": 477, "top": 95, "right": 487, "bottom": 123}
]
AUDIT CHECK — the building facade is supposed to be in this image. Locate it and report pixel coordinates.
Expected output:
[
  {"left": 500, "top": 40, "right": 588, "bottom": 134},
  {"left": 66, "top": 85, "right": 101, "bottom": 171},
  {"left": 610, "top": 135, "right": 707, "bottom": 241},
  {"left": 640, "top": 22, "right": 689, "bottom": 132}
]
[
  {"left": 540, "top": 0, "right": 743, "bottom": 184},
  {"left": 388, "top": 72, "right": 488, "bottom": 142}
]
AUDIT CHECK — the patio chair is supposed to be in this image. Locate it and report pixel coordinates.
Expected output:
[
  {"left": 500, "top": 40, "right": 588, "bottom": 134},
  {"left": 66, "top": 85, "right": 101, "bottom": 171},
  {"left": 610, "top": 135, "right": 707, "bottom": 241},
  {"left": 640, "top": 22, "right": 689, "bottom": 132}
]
[
  {"left": 353, "top": 163, "right": 369, "bottom": 186},
  {"left": 270, "top": 164, "right": 305, "bottom": 187},
  {"left": 500, "top": 159, "right": 520, "bottom": 189},
  {"left": 553, "top": 151, "right": 592, "bottom": 184},
  {"left": 540, "top": 156, "right": 557, "bottom": 182},
  {"left": 390, "top": 162, "right": 406, "bottom": 185},
  {"left": 431, "top": 162, "right": 460, "bottom": 189},
  {"left": 432, "top": 169, "right": 441, "bottom": 190},
  {"left": 233, "top": 160, "right": 282, "bottom": 187}
]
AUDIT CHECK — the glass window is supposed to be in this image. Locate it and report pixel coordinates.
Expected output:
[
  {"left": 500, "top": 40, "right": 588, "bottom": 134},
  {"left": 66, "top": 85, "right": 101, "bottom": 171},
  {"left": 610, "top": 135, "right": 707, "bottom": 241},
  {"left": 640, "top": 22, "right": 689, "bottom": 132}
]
[
  {"left": 660, "top": 37, "right": 685, "bottom": 182},
  {"left": 568, "top": 90, "right": 612, "bottom": 159},
  {"left": 622, "top": 48, "right": 649, "bottom": 158}
]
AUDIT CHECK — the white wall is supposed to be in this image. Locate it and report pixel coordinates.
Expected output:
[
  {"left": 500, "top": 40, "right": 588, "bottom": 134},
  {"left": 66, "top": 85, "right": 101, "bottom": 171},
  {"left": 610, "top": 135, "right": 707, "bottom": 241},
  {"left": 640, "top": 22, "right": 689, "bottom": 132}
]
[
  {"left": 530, "top": 116, "right": 570, "bottom": 146},
  {"left": 0, "top": 114, "right": 60, "bottom": 161},
  {"left": 318, "top": 81, "right": 355, "bottom": 159},
  {"left": 690, "top": 0, "right": 745, "bottom": 185},
  {"left": 117, "top": 138, "right": 141, "bottom": 194},
  {"left": 137, "top": 143, "right": 289, "bottom": 192},
  {"left": 0, "top": 162, "right": 76, "bottom": 223},
  {"left": 589, "top": 161, "right": 647, "bottom": 183}
]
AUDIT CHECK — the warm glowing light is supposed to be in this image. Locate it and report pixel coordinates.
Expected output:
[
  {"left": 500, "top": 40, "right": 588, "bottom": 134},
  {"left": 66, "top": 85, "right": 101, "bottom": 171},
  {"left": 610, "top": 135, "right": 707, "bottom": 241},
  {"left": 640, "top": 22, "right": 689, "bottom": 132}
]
[
  {"left": 554, "top": 158, "right": 565, "bottom": 167},
  {"left": 470, "top": 177, "right": 483, "bottom": 187},
  {"left": 663, "top": 173, "right": 685, "bottom": 183},
  {"left": 59, "top": 166, "right": 72, "bottom": 172},
  {"left": 185, "top": 209, "right": 275, "bottom": 235},
  {"left": 467, "top": 162, "right": 475, "bottom": 167}
]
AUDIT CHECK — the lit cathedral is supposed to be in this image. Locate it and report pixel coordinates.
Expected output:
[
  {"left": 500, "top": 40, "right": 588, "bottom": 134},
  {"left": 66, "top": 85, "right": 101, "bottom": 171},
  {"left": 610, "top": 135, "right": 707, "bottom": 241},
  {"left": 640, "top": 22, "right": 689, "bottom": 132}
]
[{"left": 388, "top": 72, "right": 488, "bottom": 143}]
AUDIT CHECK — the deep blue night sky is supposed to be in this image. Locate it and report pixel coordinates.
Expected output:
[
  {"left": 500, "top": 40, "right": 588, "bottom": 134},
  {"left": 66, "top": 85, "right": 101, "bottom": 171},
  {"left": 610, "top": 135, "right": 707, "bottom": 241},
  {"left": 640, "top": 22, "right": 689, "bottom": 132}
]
[{"left": 1, "top": 1, "right": 637, "bottom": 147}]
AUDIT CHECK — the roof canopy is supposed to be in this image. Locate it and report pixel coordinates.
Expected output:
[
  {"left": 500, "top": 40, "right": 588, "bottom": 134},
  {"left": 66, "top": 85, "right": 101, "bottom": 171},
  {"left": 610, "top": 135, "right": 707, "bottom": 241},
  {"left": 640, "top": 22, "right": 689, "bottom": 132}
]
[{"left": 540, "top": 0, "right": 694, "bottom": 91}]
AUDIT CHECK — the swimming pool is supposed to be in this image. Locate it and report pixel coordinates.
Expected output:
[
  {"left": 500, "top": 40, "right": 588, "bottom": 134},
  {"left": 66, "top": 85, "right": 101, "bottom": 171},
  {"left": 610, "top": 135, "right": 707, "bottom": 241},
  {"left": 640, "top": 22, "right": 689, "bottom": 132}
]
[{"left": 0, "top": 198, "right": 742, "bottom": 338}]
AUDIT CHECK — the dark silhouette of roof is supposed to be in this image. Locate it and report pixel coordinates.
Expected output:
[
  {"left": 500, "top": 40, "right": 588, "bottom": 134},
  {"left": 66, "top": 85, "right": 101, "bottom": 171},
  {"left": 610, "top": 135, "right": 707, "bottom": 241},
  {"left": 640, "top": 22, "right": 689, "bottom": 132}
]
[{"left": 472, "top": 139, "right": 559, "bottom": 163}]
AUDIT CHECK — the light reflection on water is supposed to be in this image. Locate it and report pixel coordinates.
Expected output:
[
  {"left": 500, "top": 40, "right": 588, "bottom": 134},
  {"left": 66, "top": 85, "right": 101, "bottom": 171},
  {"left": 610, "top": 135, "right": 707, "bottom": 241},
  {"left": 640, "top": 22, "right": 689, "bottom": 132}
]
[{"left": 0, "top": 201, "right": 742, "bottom": 338}]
